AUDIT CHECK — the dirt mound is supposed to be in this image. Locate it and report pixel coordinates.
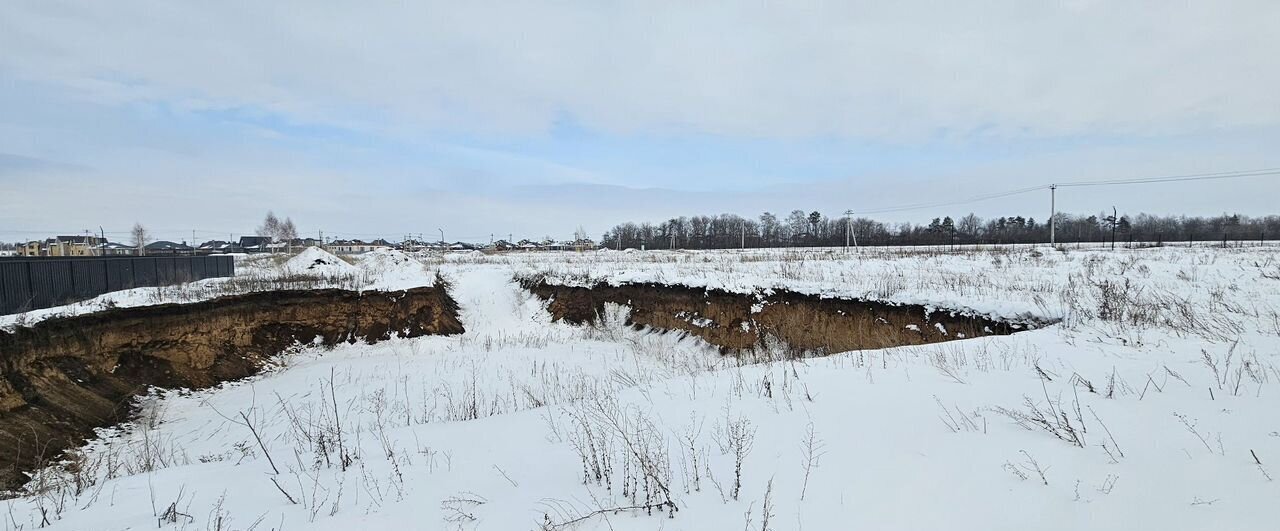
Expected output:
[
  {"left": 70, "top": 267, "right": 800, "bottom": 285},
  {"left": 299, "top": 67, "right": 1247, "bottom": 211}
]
[
  {"left": 0, "top": 285, "right": 462, "bottom": 490},
  {"left": 523, "top": 280, "right": 1031, "bottom": 353}
]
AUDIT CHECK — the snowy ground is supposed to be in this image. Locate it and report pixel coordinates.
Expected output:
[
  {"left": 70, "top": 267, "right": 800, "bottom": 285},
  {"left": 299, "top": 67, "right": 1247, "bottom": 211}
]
[{"left": 5, "top": 245, "right": 1280, "bottom": 530}]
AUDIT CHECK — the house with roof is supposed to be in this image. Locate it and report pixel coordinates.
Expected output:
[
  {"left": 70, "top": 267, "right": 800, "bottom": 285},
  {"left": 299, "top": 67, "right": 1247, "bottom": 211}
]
[
  {"left": 238, "top": 236, "right": 273, "bottom": 253},
  {"left": 101, "top": 242, "right": 136, "bottom": 256},
  {"left": 145, "top": 240, "right": 194, "bottom": 255},
  {"left": 17, "top": 236, "right": 119, "bottom": 256},
  {"left": 47, "top": 236, "right": 106, "bottom": 256},
  {"left": 289, "top": 238, "right": 321, "bottom": 249},
  {"left": 197, "top": 240, "right": 242, "bottom": 254},
  {"left": 329, "top": 239, "right": 391, "bottom": 254}
]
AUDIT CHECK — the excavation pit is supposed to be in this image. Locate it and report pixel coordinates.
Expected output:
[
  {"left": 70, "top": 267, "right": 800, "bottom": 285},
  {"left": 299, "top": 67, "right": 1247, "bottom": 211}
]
[
  {"left": 522, "top": 280, "right": 1041, "bottom": 354},
  {"left": 0, "top": 286, "right": 463, "bottom": 491}
]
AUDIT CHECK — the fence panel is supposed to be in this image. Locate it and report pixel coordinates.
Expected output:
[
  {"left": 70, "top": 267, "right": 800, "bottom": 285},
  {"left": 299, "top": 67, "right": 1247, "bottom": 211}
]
[
  {"left": 0, "top": 256, "right": 236, "bottom": 315},
  {"left": 105, "top": 260, "right": 135, "bottom": 292},
  {"left": 71, "top": 261, "right": 107, "bottom": 299},
  {"left": 188, "top": 257, "right": 206, "bottom": 281},
  {"left": 156, "top": 258, "right": 178, "bottom": 285},
  {"left": 133, "top": 257, "right": 159, "bottom": 286},
  {"left": 0, "top": 262, "right": 33, "bottom": 314},
  {"left": 28, "top": 261, "right": 75, "bottom": 309}
]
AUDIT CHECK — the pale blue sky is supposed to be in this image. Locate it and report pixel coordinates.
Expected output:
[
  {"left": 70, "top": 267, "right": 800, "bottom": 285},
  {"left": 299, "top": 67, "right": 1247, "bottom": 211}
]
[{"left": 3, "top": 1, "right": 1279, "bottom": 243}]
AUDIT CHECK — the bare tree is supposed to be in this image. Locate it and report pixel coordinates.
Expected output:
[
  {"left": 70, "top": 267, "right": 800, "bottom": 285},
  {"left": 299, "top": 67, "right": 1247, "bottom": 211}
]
[
  {"left": 131, "top": 223, "right": 150, "bottom": 256},
  {"left": 279, "top": 217, "right": 298, "bottom": 252},
  {"left": 257, "top": 211, "right": 281, "bottom": 241}
]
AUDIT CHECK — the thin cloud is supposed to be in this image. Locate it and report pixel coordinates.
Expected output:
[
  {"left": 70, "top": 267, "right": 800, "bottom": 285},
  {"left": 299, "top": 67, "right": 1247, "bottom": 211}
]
[{"left": 3, "top": 1, "right": 1277, "bottom": 140}]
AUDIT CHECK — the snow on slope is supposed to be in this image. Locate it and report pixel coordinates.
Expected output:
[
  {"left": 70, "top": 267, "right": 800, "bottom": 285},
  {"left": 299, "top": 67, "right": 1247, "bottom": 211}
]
[
  {"left": 358, "top": 248, "right": 438, "bottom": 291},
  {"left": 6, "top": 247, "right": 1280, "bottom": 530}
]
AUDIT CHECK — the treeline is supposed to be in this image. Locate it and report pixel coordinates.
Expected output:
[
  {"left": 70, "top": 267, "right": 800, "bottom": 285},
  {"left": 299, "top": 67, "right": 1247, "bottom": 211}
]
[{"left": 600, "top": 210, "right": 1280, "bottom": 249}]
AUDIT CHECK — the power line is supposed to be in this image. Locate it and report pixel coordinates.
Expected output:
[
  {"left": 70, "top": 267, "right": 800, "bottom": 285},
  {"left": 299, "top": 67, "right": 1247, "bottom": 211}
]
[
  {"left": 1055, "top": 167, "right": 1280, "bottom": 188},
  {"left": 854, "top": 167, "right": 1279, "bottom": 216},
  {"left": 855, "top": 184, "right": 1049, "bottom": 215}
]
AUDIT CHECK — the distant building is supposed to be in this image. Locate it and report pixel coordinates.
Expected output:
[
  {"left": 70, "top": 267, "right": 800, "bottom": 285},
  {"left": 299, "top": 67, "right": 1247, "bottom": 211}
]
[
  {"left": 18, "top": 240, "right": 44, "bottom": 256},
  {"left": 197, "top": 240, "right": 242, "bottom": 254},
  {"left": 145, "top": 240, "right": 194, "bottom": 255},
  {"left": 101, "top": 242, "right": 136, "bottom": 256},
  {"left": 17, "top": 236, "right": 125, "bottom": 256},
  {"left": 329, "top": 239, "right": 391, "bottom": 254},
  {"left": 48, "top": 236, "right": 106, "bottom": 256},
  {"left": 238, "top": 236, "right": 273, "bottom": 253},
  {"left": 289, "top": 238, "right": 321, "bottom": 249}
]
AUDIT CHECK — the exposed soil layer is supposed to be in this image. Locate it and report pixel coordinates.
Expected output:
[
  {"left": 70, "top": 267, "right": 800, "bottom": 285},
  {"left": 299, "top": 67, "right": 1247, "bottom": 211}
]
[
  {"left": 0, "top": 286, "right": 462, "bottom": 490},
  {"left": 524, "top": 280, "right": 1034, "bottom": 353}
]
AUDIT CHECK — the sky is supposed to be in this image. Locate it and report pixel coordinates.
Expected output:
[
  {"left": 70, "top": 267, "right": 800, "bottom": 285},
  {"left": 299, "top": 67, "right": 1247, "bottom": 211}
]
[{"left": 3, "top": 1, "right": 1280, "bottom": 244}]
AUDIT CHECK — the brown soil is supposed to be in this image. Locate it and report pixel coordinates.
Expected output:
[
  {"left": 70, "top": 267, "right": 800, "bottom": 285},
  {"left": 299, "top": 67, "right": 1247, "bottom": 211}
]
[
  {"left": 523, "top": 281, "right": 1031, "bottom": 353},
  {"left": 0, "top": 285, "right": 462, "bottom": 490}
]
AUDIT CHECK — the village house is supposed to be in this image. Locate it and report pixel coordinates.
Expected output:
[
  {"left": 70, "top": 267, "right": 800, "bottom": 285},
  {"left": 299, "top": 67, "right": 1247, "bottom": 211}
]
[
  {"left": 100, "top": 242, "right": 136, "bottom": 256},
  {"left": 328, "top": 239, "right": 391, "bottom": 254},
  {"left": 238, "top": 236, "right": 273, "bottom": 253},
  {"left": 17, "top": 236, "right": 113, "bottom": 256},
  {"left": 144, "top": 240, "right": 194, "bottom": 256},
  {"left": 197, "top": 240, "right": 243, "bottom": 254}
]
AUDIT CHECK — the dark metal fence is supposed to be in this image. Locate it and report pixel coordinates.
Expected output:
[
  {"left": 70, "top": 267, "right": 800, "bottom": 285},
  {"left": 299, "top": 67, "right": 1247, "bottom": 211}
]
[{"left": 0, "top": 255, "right": 234, "bottom": 315}]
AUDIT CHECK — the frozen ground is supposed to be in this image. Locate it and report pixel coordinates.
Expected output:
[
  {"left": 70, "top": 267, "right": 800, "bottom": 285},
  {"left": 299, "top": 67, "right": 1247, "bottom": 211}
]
[{"left": 5, "top": 245, "right": 1280, "bottom": 530}]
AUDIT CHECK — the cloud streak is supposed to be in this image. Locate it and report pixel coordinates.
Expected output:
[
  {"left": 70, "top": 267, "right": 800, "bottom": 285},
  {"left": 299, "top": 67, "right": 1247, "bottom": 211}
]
[{"left": 5, "top": 1, "right": 1278, "bottom": 140}]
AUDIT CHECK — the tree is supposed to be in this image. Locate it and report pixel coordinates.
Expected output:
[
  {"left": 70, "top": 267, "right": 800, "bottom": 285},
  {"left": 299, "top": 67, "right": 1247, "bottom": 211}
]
[
  {"left": 257, "top": 211, "right": 281, "bottom": 240},
  {"left": 958, "top": 213, "right": 981, "bottom": 241},
  {"left": 279, "top": 217, "right": 298, "bottom": 252},
  {"left": 759, "top": 212, "right": 779, "bottom": 246},
  {"left": 808, "top": 211, "right": 823, "bottom": 238},
  {"left": 131, "top": 223, "right": 150, "bottom": 256},
  {"left": 786, "top": 210, "right": 808, "bottom": 244}
]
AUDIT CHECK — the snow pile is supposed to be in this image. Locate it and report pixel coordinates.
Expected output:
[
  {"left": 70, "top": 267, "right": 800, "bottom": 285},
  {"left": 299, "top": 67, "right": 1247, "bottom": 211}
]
[
  {"left": 356, "top": 248, "right": 435, "bottom": 290},
  {"left": 282, "top": 247, "right": 358, "bottom": 276}
]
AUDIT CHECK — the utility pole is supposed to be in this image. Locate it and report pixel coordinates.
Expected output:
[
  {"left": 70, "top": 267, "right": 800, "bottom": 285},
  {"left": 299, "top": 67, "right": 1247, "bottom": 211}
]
[
  {"left": 843, "top": 210, "right": 858, "bottom": 248},
  {"left": 1111, "top": 206, "right": 1117, "bottom": 250},
  {"left": 741, "top": 222, "right": 746, "bottom": 249},
  {"left": 438, "top": 228, "right": 444, "bottom": 247},
  {"left": 1049, "top": 184, "right": 1057, "bottom": 247}
]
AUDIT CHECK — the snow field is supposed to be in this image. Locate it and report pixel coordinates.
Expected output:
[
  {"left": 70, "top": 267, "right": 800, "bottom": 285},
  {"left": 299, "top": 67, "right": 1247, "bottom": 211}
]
[{"left": 5, "top": 246, "right": 1280, "bottom": 530}]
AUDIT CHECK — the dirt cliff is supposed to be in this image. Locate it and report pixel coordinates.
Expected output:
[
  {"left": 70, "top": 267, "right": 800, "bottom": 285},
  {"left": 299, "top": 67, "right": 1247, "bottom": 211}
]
[
  {"left": 0, "top": 285, "right": 462, "bottom": 490},
  {"left": 523, "top": 281, "right": 1027, "bottom": 353}
]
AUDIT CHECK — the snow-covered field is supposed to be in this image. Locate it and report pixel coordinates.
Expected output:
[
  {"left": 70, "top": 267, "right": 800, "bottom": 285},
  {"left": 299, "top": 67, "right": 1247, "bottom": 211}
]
[{"left": 6, "top": 245, "right": 1280, "bottom": 530}]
